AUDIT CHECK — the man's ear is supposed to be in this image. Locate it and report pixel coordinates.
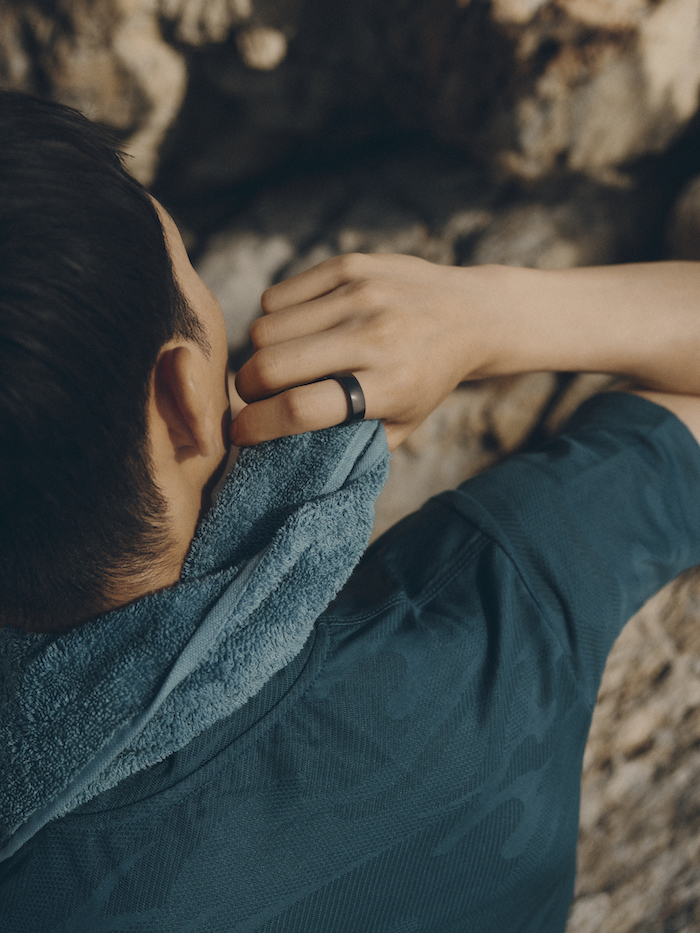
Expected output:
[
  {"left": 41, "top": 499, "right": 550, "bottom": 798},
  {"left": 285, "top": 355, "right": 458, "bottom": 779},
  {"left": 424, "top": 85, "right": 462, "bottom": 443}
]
[{"left": 152, "top": 344, "right": 220, "bottom": 460}]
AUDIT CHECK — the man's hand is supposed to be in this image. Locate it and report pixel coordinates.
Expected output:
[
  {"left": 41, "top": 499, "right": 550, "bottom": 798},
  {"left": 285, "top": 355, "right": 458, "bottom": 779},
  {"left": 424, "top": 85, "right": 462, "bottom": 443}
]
[{"left": 231, "top": 253, "right": 505, "bottom": 450}]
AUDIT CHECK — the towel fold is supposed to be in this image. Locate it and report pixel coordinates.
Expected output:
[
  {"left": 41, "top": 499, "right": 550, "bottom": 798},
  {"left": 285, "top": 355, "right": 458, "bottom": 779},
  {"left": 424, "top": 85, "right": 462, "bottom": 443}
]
[{"left": 0, "top": 420, "right": 390, "bottom": 862}]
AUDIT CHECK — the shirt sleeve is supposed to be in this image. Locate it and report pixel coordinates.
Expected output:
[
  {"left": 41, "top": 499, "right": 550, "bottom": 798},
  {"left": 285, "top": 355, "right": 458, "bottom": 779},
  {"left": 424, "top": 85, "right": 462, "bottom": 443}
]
[{"left": 440, "top": 391, "right": 700, "bottom": 707}]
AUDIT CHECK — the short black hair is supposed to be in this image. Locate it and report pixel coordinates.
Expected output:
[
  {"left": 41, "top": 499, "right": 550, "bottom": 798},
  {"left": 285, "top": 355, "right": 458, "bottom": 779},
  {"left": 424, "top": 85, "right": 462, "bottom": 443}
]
[{"left": 0, "top": 91, "right": 207, "bottom": 632}]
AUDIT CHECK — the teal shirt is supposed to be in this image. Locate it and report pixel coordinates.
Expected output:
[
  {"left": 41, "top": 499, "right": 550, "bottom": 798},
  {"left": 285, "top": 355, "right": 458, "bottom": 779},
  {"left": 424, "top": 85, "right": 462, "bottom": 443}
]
[{"left": 2, "top": 393, "right": 700, "bottom": 932}]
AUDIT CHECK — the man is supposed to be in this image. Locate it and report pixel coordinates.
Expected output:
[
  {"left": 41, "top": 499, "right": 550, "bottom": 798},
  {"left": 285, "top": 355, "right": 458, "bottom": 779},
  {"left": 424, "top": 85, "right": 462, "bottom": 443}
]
[{"left": 1, "top": 90, "right": 700, "bottom": 932}]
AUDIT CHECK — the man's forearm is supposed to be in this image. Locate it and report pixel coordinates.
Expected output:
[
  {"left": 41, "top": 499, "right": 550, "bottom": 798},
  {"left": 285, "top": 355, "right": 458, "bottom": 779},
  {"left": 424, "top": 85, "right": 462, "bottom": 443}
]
[{"left": 477, "top": 262, "right": 700, "bottom": 396}]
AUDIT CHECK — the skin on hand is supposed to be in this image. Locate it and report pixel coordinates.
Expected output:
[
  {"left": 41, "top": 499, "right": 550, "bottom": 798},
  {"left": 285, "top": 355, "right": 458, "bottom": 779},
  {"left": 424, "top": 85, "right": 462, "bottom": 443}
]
[{"left": 231, "top": 253, "right": 501, "bottom": 451}]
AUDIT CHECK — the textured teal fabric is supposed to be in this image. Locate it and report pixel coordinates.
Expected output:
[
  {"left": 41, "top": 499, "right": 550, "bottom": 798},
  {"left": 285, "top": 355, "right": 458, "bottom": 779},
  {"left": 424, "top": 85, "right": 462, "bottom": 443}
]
[
  {"left": 0, "top": 420, "right": 389, "bottom": 862},
  {"left": 1, "top": 393, "right": 699, "bottom": 933}
]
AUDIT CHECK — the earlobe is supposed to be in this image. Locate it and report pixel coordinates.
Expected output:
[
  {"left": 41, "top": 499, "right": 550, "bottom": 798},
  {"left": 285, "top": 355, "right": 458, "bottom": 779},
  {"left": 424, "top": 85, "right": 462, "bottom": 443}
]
[{"left": 154, "top": 345, "right": 219, "bottom": 459}]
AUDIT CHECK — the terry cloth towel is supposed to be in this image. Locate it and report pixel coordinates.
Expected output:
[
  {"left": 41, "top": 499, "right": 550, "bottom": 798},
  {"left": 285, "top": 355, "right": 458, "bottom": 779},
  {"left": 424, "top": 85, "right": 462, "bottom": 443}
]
[{"left": 0, "top": 420, "right": 390, "bottom": 862}]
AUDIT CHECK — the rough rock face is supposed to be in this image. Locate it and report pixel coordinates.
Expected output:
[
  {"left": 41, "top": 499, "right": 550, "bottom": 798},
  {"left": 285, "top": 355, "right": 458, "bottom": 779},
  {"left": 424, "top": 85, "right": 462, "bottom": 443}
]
[
  {"left": 3, "top": 0, "right": 700, "bottom": 193},
  {"left": 0, "top": 0, "right": 188, "bottom": 184},
  {"left": 668, "top": 173, "right": 700, "bottom": 260},
  {"left": 487, "top": 0, "right": 700, "bottom": 180},
  {"left": 159, "top": 0, "right": 700, "bottom": 199},
  {"left": 569, "top": 569, "right": 700, "bottom": 933}
]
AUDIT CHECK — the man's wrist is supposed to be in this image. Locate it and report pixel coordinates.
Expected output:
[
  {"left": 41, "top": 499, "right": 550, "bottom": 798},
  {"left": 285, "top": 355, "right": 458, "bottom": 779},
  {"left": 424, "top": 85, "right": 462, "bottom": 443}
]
[
  {"left": 457, "top": 264, "right": 556, "bottom": 380},
  {"left": 455, "top": 260, "right": 700, "bottom": 398}
]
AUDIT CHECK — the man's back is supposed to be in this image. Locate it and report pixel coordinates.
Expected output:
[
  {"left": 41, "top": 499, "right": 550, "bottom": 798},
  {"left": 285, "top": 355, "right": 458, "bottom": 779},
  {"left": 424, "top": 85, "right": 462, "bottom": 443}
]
[{"left": 3, "top": 393, "right": 699, "bottom": 932}]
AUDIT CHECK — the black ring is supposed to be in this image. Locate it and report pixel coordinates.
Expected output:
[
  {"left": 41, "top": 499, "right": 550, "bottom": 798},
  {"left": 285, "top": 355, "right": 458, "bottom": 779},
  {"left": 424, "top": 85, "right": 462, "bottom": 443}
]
[{"left": 324, "top": 373, "right": 366, "bottom": 424}]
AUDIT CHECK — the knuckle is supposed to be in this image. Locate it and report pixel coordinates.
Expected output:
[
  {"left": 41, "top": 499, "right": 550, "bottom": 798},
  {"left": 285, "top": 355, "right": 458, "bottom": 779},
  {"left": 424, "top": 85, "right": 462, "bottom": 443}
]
[
  {"left": 336, "top": 252, "right": 365, "bottom": 279},
  {"left": 234, "top": 374, "right": 252, "bottom": 404},
  {"left": 260, "top": 285, "right": 278, "bottom": 314},
  {"left": 249, "top": 347, "right": 280, "bottom": 392},
  {"left": 347, "top": 278, "right": 376, "bottom": 304},
  {"left": 250, "top": 315, "right": 272, "bottom": 348},
  {"left": 281, "top": 388, "right": 312, "bottom": 425}
]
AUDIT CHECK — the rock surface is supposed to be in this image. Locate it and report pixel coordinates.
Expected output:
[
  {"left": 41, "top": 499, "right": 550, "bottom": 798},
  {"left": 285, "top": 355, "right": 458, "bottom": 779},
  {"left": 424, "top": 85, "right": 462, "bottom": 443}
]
[
  {"left": 3, "top": 1, "right": 700, "bottom": 193},
  {"left": 0, "top": 0, "right": 189, "bottom": 184},
  {"left": 489, "top": 0, "right": 700, "bottom": 180},
  {"left": 668, "top": 173, "right": 700, "bottom": 260},
  {"left": 570, "top": 570, "right": 700, "bottom": 933},
  {"left": 161, "top": 0, "right": 700, "bottom": 199}
]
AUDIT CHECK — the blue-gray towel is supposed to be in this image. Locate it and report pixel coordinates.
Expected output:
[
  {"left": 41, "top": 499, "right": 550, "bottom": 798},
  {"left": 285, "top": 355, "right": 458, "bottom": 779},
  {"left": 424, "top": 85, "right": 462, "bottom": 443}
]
[{"left": 0, "top": 420, "right": 390, "bottom": 862}]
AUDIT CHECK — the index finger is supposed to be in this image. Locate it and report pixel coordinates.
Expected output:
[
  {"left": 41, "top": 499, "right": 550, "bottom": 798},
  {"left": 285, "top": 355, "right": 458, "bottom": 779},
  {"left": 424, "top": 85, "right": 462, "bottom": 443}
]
[{"left": 261, "top": 253, "right": 373, "bottom": 314}]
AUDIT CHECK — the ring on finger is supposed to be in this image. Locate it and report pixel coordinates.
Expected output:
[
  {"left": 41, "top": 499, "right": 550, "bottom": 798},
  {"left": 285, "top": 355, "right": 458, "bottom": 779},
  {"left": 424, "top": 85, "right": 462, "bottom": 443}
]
[{"left": 321, "top": 372, "right": 366, "bottom": 425}]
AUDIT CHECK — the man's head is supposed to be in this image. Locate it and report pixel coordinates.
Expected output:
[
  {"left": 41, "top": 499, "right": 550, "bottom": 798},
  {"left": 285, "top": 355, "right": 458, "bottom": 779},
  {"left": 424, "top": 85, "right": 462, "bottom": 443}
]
[{"left": 0, "top": 91, "right": 230, "bottom": 633}]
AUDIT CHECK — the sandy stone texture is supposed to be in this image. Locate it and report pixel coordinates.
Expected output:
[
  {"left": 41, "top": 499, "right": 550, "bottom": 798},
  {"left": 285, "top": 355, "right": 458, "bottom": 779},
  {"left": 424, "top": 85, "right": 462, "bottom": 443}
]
[
  {"left": 3, "top": 0, "right": 700, "bottom": 193},
  {"left": 569, "top": 571, "right": 700, "bottom": 933},
  {"left": 668, "top": 174, "right": 700, "bottom": 261},
  {"left": 490, "top": 0, "right": 700, "bottom": 180},
  {"left": 0, "top": 0, "right": 189, "bottom": 184}
]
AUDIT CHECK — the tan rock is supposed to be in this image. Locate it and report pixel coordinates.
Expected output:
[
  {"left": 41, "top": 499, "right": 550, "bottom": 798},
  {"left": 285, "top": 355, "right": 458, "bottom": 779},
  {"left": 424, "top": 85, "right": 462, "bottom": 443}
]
[
  {"left": 0, "top": 0, "right": 187, "bottom": 185},
  {"left": 640, "top": 0, "right": 700, "bottom": 125},
  {"left": 668, "top": 174, "right": 700, "bottom": 261},
  {"left": 545, "top": 373, "right": 618, "bottom": 433},
  {"left": 195, "top": 229, "right": 294, "bottom": 349},
  {"left": 113, "top": 3, "right": 187, "bottom": 185},
  {"left": 0, "top": 7, "right": 38, "bottom": 90},
  {"left": 332, "top": 201, "right": 493, "bottom": 268},
  {"left": 491, "top": 0, "right": 549, "bottom": 24},
  {"left": 4, "top": 0, "right": 700, "bottom": 193},
  {"left": 496, "top": 0, "right": 700, "bottom": 180},
  {"left": 337, "top": 220, "right": 430, "bottom": 258},
  {"left": 283, "top": 243, "right": 336, "bottom": 278},
  {"left": 236, "top": 26, "right": 288, "bottom": 71},
  {"left": 558, "top": 0, "right": 649, "bottom": 30},
  {"left": 567, "top": 893, "right": 612, "bottom": 933},
  {"left": 471, "top": 201, "right": 619, "bottom": 269},
  {"left": 570, "top": 571, "right": 700, "bottom": 931},
  {"left": 159, "top": 0, "right": 251, "bottom": 46}
]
